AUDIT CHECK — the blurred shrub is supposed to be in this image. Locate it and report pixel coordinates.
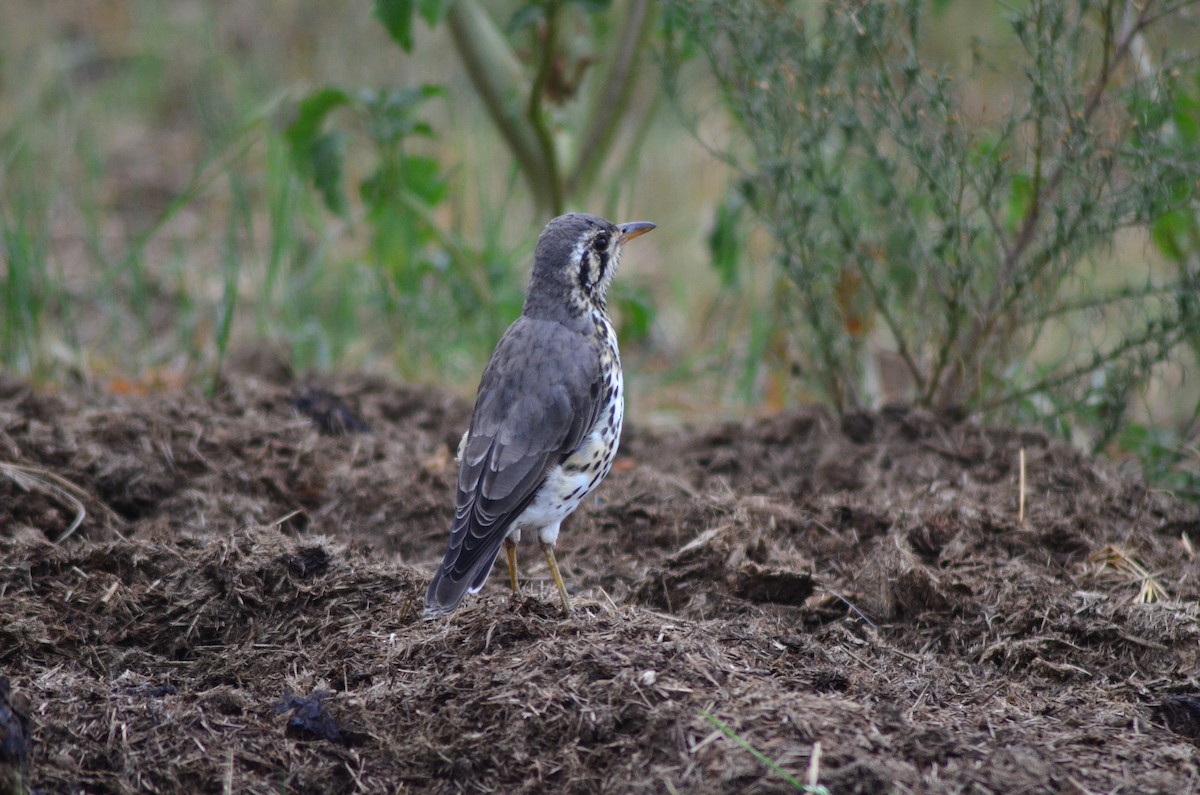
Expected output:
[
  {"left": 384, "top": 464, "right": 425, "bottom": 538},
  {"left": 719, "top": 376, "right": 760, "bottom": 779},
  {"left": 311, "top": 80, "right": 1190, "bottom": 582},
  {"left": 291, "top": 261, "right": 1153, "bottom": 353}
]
[
  {"left": 286, "top": 0, "right": 661, "bottom": 371},
  {"left": 668, "top": 0, "right": 1200, "bottom": 490}
]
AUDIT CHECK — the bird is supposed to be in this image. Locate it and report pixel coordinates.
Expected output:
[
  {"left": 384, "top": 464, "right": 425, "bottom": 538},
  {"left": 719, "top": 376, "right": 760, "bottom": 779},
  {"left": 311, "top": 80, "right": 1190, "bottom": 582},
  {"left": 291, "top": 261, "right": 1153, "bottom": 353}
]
[{"left": 424, "top": 213, "right": 655, "bottom": 617}]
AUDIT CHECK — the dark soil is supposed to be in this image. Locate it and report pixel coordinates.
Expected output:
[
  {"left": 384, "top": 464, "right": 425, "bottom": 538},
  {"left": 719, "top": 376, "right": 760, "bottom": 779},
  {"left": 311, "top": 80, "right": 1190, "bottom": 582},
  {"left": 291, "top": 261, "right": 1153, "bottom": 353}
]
[{"left": 2, "top": 371, "right": 1199, "bottom": 793}]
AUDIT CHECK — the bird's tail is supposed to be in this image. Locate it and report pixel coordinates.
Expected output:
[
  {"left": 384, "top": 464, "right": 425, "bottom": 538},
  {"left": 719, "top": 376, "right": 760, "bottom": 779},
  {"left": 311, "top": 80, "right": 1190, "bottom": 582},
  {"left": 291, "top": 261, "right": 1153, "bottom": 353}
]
[{"left": 422, "top": 536, "right": 506, "bottom": 618}]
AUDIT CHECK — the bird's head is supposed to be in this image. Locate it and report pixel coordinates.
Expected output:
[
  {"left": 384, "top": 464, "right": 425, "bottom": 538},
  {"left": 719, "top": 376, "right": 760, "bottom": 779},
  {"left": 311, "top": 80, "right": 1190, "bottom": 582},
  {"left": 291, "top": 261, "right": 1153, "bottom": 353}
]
[{"left": 525, "top": 213, "right": 655, "bottom": 318}]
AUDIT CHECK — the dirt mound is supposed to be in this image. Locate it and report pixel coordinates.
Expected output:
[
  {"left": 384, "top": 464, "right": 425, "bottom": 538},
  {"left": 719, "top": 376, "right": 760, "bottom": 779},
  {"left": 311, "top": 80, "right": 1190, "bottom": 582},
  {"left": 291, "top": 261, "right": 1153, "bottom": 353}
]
[{"left": 1, "top": 373, "right": 1198, "bottom": 792}]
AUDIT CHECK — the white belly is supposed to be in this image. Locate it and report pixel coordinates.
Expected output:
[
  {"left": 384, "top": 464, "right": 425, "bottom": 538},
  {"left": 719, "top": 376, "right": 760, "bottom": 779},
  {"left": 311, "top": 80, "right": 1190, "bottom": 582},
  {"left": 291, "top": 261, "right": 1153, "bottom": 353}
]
[{"left": 513, "top": 370, "right": 623, "bottom": 546}]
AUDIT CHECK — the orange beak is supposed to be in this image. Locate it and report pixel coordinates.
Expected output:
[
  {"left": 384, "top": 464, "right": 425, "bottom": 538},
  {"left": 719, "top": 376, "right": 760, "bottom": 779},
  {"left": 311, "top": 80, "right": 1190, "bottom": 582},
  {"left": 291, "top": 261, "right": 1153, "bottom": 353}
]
[{"left": 618, "top": 221, "right": 656, "bottom": 242}]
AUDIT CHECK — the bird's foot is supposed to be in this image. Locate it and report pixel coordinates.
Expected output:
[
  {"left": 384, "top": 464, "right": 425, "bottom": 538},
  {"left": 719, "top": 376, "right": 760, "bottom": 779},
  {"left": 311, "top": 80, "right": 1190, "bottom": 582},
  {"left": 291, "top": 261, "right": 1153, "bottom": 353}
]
[
  {"left": 504, "top": 537, "right": 520, "bottom": 595},
  {"left": 539, "top": 541, "right": 574, "bottom": 615}
]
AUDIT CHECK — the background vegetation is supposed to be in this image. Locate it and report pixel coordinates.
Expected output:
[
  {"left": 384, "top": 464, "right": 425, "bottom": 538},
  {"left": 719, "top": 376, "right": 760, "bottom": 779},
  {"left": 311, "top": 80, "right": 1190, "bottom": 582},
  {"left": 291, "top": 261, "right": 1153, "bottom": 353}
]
[
  {"left": 1, "top": 0, "right": 1197, "bottom": 495},
  {"left": 668, "top": 0, "right": 1200, "bottom": 493}
]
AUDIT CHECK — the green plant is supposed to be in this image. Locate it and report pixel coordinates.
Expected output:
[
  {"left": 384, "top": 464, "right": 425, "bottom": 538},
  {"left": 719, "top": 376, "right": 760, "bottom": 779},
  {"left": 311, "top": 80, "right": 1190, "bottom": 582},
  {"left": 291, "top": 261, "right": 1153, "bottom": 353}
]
[
  {"left": 0, "top": 6, "right": 318, "bottom": 383},
  {"left": 1111, "top": 405, "right": 1200, "bottom": 500},
  {"left": 1, "top": 187, "right": 51, "bottom": 376},
  {"left": 286, "top": 84, "right": 458, "bottom": 303},
  {"left": 701, "top": 711, "right": 829, "bottom": 794},
  {"left": 667, "top": 0, "right": 1200, "bottom": 439},
  {"left": 284, "top": 82, "right": 518, "bottom": 374},
  {"left": 407, "top": 0, "right": 659, "bottom": 215},
  {"left": 285, "top": 0, "right": 666, "bottom": 375}
]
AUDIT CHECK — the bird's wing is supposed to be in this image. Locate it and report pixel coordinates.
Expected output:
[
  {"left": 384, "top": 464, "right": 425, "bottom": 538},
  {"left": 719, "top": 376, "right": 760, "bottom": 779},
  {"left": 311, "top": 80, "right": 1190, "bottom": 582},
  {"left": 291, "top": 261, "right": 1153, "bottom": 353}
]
[{"left": 424, "top": 317, "right": 602, "bottom": 614}]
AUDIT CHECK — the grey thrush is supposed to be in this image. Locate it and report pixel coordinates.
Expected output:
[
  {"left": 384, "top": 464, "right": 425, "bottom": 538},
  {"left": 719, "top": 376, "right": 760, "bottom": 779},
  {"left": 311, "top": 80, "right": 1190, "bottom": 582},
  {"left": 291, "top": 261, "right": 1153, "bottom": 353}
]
[{"left": 424, "top": 213, "right": 655, "bottom": 616}]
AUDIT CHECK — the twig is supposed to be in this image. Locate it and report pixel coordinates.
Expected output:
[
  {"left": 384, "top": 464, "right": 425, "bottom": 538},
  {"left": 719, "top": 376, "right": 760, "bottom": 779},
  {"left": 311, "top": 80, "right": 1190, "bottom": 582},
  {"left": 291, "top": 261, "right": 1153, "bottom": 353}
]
[
  {"left": 526, "top": 0, "right": 565, "bottom": 214},
  {"left": 1018, "top": 448, "right": 1026, "bottom": 525},
  {"left": 828, "top": 591, "right": 877, "bottom": 628},
  {"left": 0, "top": 461, "right": 106, "bottom": 542},
  {"left": 446, "top": 0, "right": 555, "bottom": 211},
  {"left": 222, "top": 747, "right": 234, "bottom": 795},
  {"left": 982, "top": 322, "right": 1190, "bottom": 411},
  {"left": 568, "top": 0, "right": 655, "bottom": 198},
  {"left": 806, "top": 741, "right": 823, "bottom": 792}
]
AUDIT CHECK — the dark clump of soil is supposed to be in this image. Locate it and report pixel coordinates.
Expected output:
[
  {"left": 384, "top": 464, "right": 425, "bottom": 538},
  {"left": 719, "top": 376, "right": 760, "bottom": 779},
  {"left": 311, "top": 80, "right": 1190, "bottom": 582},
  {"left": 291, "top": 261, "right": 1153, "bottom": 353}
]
[{"left": 1, "top": 371, "right": 1199, "bottom": 793}]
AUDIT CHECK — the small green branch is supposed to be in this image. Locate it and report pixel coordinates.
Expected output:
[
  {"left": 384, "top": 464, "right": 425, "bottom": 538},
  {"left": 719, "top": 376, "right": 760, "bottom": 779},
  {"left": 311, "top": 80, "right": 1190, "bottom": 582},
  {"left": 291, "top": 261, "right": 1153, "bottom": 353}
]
[
  {"left": 527, "top": 0, "right": 565, "bottom": 214},
  {"left": 982, "top": 323, "right": 1190, "bottom": 412},
  {"left": 446, "top": 0, "right": 556, "bottom": 211},
  {"left": 568, "top": 0, "right": 656, "bottom": 199}
]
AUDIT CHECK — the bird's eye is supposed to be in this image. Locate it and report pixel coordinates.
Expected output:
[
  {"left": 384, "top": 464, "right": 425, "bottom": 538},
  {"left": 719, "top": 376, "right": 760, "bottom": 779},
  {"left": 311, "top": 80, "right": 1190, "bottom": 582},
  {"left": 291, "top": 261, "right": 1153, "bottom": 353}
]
[{"left": 593, "top": 234, "right": 609, "bottom": 252}]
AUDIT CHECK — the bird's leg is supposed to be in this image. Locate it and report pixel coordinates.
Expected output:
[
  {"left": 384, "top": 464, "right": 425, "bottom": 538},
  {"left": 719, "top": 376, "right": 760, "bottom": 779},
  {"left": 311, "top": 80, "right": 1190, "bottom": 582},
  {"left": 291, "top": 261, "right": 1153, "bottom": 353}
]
[
  {"left": 539, "top": 541, "right": 573, "bottom": 614},
  {"left": 503, "top": 537, "right": 519, "bottom": 594}
]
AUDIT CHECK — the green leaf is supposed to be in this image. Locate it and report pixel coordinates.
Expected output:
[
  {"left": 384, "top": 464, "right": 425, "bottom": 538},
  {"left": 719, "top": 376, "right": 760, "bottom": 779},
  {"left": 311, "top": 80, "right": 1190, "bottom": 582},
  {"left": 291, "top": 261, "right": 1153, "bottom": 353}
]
[
  {"left": 708, "top": 195, "right": 744, "bottom": 287},
  {"left": 1125, "top": 89, "right": 1171, "bottom": 135},
  {"left": 361, "top": 156, "right": 447, "bottom": 215},
  {"left": 1173, "top": 94, "right": 1200, "bottom": 145},
  {"left": 418, "top": 0, "right": 448, "bottom": 27},
  {"left": 402, "top": 156, "right": 448, "bottom": 206},
  {"left": 1151, "top": 210, "right": 1192, "bottom": 264},
  {"left": 506, "top": 3, "right": 545, "bottom": 34},
  {"left": 614, "top": 286, "right": 655, "bottom": 342},
  {"left": 657, "top": 3, "right": 698, "bottom": 62},
  {"left": 310, "top": 132, "right": 349, "bottom": 217},
  {"left": 568, "top": 0, "right": 613, "bottom": 13},
  {"left": 284, "top": 88, "right": 352, "bottom": 173},
  {"left": 375, "top": 0, "right": 416, "bottom": 52},
  {"left": 363, "top": 85, "right": 446, "bottom": 145},
  {"left": 1004, "top": 173, "right": 1034, "bottom": 232},
  {"left": 968, "top": 134, "right": 1001, "bottom": 167}
]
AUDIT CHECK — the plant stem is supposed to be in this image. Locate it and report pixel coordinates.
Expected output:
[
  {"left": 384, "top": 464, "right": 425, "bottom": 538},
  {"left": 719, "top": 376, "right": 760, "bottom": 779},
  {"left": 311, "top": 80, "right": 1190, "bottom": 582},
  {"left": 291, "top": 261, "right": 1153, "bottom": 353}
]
[
  {"left": 446, "top": 0, "right": 556, "bottom": 212},
  {"left": 568, "top": 0, "right": 655, "bottom": 199},
  {"left": 982, "top": 323, "right": 1189, "bottom": 411},
  {"left": 527, "top": 0, "right": 565, "bottom": 214}
]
